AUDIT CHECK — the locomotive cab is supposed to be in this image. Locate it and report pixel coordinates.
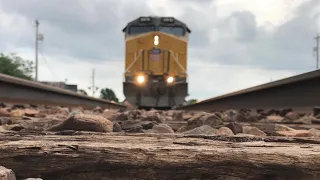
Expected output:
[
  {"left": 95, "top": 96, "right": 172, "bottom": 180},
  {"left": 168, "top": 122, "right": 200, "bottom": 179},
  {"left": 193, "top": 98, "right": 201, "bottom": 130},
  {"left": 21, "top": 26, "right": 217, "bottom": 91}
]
[{"left": 122, "top": 16, "right": 191, "bottom": 109}]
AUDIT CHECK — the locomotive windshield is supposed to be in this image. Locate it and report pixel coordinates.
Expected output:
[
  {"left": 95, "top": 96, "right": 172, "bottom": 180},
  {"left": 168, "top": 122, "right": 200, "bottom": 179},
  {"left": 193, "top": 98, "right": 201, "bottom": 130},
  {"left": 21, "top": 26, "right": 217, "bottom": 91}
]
[
  {"left": 128, "top": 25, "right": 156, "bottom": 35},
  {"left": 159, "top": 26, "right": 185, "bottom": 36}
]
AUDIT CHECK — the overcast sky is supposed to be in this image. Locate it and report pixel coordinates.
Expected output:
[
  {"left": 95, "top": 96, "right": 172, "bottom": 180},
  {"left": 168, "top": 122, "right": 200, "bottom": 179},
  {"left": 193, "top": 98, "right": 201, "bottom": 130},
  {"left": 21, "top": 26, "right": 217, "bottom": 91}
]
[{"left": 0, "top": 0, "right": 319, "bottom": 101}]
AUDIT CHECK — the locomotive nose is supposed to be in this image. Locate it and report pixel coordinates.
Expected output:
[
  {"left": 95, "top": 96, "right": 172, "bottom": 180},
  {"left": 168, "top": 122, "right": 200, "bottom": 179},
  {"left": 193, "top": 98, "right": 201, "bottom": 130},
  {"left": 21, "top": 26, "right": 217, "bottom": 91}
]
[{"left": 151, "top": 83, "right": 166, "bottom": 96}]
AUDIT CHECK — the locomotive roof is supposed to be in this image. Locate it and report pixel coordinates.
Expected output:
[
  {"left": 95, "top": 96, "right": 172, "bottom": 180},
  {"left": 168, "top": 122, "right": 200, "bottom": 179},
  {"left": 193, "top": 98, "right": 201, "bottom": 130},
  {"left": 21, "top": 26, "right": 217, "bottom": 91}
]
[{"left": 122, "top": 16, "right": 191, "bottom": 33}]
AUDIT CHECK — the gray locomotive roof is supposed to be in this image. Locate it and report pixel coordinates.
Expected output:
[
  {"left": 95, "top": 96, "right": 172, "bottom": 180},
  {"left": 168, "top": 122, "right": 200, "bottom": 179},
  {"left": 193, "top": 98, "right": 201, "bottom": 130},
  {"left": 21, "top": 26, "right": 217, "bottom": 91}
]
[{"left": 122, "top": 16, "right": 191, "bottom": 33}]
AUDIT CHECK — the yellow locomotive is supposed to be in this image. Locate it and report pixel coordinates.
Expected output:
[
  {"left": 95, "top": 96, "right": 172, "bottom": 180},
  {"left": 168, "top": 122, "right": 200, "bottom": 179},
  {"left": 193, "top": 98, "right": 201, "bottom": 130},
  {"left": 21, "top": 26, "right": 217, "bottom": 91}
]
[{"left": 122, "top": 16, "right": 191, "bottom": 109}]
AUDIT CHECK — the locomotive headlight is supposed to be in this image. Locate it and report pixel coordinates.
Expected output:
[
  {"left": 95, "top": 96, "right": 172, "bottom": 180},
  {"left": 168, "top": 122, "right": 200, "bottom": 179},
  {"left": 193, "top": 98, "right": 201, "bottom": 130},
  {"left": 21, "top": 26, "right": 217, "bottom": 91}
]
[
  {"left": 154, "top": 35, "right": 159, "bottom": 45},
  {"left": 167, "top": 76, "right": 174, "bottom": 83},
  {"left": 137, "top": 75, "right": 145, "bottom": 84}
]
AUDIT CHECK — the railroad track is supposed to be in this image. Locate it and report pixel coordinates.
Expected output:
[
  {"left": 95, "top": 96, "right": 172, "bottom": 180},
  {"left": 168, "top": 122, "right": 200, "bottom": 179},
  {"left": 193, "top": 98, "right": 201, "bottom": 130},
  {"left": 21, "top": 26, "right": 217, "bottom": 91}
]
[
  {"left": 0, "top": 73, "right": 126, "bottom": 110},
  {"left": 177, "top": 69, "right": 320, "bottom": 113},
  {"left": 1, "top": 67, "right": 320, "bottom": 114}
]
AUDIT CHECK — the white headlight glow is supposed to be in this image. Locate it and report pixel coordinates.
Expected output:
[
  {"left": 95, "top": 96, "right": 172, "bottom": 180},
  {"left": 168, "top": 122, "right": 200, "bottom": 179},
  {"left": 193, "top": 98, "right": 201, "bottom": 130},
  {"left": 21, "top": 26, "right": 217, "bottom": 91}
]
[
  {"left": 154, "top": 35, "right": 159, "bottom": 45},
  {"left": 137, "top": 75, "right": 145, "bottom": 83},
  {"left": 167, "top": 76, "right": 174, "bottom": 83}
]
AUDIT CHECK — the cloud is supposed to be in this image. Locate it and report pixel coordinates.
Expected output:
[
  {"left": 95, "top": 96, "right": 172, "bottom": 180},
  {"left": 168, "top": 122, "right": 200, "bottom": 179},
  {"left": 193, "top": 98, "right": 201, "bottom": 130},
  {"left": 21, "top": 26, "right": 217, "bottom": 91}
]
[
  {"left": 0, "top": 0, "right": 319, "bottom": 102},
  {"left": 194, "top": 1, "right": 319, "bottom": 71},
  {"left": 1, "top": 0, "right": 156, "bottom": 60}
]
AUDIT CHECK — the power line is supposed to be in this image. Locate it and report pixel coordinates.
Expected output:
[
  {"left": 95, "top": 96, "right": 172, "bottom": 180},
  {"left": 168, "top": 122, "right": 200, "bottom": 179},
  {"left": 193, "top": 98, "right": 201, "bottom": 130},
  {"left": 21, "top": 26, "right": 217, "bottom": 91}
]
[
  {"left": 38, "top": 47, "right": 62, "bottom": 81},
  {"left": 37, "top": 30, "right": 62, "bottom": 82}
]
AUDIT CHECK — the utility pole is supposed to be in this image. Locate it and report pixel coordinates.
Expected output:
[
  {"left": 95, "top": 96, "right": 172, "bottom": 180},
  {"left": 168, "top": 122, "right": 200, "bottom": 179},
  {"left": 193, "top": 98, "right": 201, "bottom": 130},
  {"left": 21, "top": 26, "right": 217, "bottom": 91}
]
[
  {"left": 34, "top": 20, "right": 43, "bottom": 81},
  {"left": 88, "top": 69, "right": 99, "bottom": 97},
  {"left": 35, "top": 20, "right": 39, "bottom": 81},
  {"left": 314, "top": 34, "right": 320, "bottom": 69}
]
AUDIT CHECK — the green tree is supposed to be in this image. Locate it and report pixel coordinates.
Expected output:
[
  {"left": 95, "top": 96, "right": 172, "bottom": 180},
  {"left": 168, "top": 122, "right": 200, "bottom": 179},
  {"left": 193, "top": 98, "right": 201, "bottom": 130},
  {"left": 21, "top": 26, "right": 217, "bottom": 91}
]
[
  {"left": 100, "top": 88, "right": 119, "bottom": 102},
  {"left": 187, "top": 99, "right": 198, "bottom": 104},
  {"left": 0, "top": 53, "right": 34, "bottom": 80}
]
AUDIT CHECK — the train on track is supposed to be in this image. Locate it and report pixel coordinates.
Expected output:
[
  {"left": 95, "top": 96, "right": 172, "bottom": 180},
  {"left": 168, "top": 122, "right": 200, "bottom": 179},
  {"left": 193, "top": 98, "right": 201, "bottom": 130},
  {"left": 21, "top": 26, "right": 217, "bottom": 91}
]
[{"left": 122, "top": 16, "right": 191, "bottom": 109}]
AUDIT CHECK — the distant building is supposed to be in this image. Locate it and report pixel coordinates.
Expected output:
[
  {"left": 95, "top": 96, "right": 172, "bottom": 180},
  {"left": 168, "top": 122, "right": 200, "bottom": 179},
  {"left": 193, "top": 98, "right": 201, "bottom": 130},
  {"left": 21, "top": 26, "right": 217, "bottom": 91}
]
[
  {"left": 65, "top": 84, "right": 78, "bottom": 92},
  {"left": 40, "top": 81, "right": 78, "bottom": 92}
]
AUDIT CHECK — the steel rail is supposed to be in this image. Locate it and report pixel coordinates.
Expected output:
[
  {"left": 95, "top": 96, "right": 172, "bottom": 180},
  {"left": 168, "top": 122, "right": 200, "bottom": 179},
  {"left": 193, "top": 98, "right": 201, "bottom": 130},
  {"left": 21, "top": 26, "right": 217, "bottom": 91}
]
[
  {"left": 177, "top": 69, "right": 320, "bottom": 112},
  {"left": 0, "top": 73, "right": 126, "bottom": 110}
]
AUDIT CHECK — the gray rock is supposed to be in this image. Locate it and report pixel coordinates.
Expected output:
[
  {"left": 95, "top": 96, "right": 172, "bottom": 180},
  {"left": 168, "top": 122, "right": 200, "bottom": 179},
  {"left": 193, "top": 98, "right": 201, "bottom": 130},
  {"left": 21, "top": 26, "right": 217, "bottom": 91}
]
[
  {"left": 172, "top": 111, "right": 183, "bottom": 121},
  {"left": 279, "top": 108, "right": 292, "bottom": 117},
  {"left": 311, "top": 118, "right": 320, "bottom": 124},
  {"left": 243, "top": 126, "right": 266, "bottom": 136},
  {"left": 0, "top": 166, "right": 16, "bottom": 180},
  {"left": 183, "top": 125, "right": 217, "bottom": 135},
  {"left": 282, "top": 112, "right": 300, "bottom": 123},
  {"left": 140, "top": 121, "right": 157, "bottom": 130},
  {"left": 292, "top": 115, "right": 314, "bottom": 124},
  {"left": 242, "top": 111, "right": 259, "bottom": 122},
  {"left": 313, "top": 106, "right": 320, "bottom": 117},
  {"left": 176, "top": 126, "right": 187, "bottom": 133},
  {"left": 216, "top": 127, "right": 234, "bottom": 136},
  {"left": 102, "top": 110, "right": 119, "bottom": 121},
  {"left": 6, "top": 124, "right": 25, "bottom": 131},
  {"left": 226, "top": 122, "right": 243, "bottom": 134},
  {"left": 203, "top": 114, "right": 223, "bottom": 127},
  {"left": 46, "top": 114, "right": 113, "bottom": 132},
  {"left": 120, "top": 120, "right": 143, "bottom": 132},
  {"left": 115, "top": 112, "right": 128, "bottom": 121},
  {"left": 113, "top": 122, "right": 122, "bottom": 132},
  {"left": 256, "top": 124, "right": 295, "bottom": 136},
  {"left": 140, "top": 112, "right": 162, "bottom": 123},
  {"left": 309, "top": 128, "right": 320, "bottom": 137},
  {"left": 259, "top": 115, "right": 284, "bottom": 123},
  {"left": 186, "top": 113, "right": 207, "bottom": 130},
  {"left": 222, "top": 110, "right": 241, "bottom": 122},
  {"left": 0, "top": 117, "right": 12, "bottom": 125},
  {"left": 127, "top": 110, "right": 142, "bottom": 120},
  {"left": 151, "top": 124, "right": 174, "bottom": 133}
]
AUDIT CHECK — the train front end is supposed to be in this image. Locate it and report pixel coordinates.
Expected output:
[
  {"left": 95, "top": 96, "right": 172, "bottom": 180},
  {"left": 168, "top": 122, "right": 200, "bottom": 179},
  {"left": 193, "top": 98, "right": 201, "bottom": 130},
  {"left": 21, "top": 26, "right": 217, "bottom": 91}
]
[{"left": 122, "top": 16, "right": 191, "bottom": 109}]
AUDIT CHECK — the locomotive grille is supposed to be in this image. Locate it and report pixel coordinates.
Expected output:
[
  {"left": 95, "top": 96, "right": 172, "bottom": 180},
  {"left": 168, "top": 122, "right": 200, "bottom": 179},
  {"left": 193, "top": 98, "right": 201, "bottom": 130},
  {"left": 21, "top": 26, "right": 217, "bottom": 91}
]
[
  {"left": 145, "top": 49, "right": 171, "bottom": 74},
  {"left": 149, "top": 48, "right": 161, "bottom": 61},
  {"left": 149, "top": 53, "right": 160, "bottom": 61}
]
